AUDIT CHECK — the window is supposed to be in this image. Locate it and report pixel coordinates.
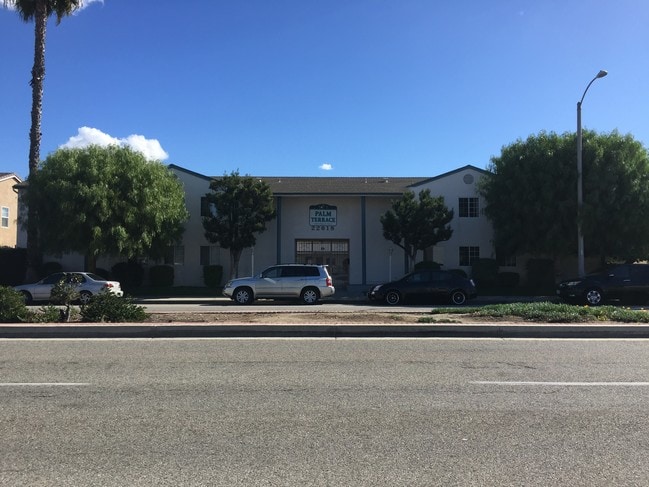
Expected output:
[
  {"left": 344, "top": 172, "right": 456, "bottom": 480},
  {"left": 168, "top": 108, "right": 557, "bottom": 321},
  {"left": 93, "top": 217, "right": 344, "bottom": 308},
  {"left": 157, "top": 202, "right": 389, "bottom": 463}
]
[
  {"left": 1, "top": 207, "right": 8, "bottom": 228},
  {"left": 459, "top": 246, "right": 480, "bottom": 266},
  {"left": 165, "top": 246, "right": 185, "bottom": 265},
  {"left": 200, "top": 245, "right": 220, "bottom": 266},
  {"left": 497, "top": 253, "right": 517, "bottom": 267},
  {"left": 459, "top": 198, "right": 479, "bottom": 218},
  {"left": 200, "top": 197, "right": 216, "bottom": 217}
]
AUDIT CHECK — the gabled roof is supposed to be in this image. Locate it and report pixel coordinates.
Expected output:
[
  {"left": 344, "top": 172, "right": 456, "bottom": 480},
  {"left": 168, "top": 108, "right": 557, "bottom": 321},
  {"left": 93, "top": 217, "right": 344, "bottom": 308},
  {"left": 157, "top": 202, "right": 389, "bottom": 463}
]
[
  {"left": 408, "top": 165, "right": 490, "bottom": 188},
  {"left": 0, "top": 173, "right": 22, "bottom": 183},
  {"left": 168, "top": 163, "right": 488, "bottom": 196},
  {"left": 0, "top": 172, "right": 23, "bottom": 183}
]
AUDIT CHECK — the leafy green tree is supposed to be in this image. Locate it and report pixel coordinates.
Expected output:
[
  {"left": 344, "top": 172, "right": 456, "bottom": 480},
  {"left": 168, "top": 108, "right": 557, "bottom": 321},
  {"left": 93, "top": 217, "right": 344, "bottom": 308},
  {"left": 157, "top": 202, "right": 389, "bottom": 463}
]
[
  {"left": 380, "top": 189, "right": 454, "bottom": 271},
  {"left": 202, "top": 171, "right": 276, "bottom": 279},
  {"left": 479, "top": 130, "right": 649, "bottom": 265},
  {"left": 3, "top": 0, "right": 83, "bottom": 280},
  {"left": 26, "top": 145, "right": 189, "bottom": 271}
]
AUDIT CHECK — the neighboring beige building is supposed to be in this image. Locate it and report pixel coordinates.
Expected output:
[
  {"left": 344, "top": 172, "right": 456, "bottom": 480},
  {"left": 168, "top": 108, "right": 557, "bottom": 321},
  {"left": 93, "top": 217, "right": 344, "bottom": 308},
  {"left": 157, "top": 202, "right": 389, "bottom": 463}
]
[
  {"left": 167, "top": 164, "right": 499, "bottom": 289},
  {"left": 0, "top": 173, "right": 22, "bottom": 248}
]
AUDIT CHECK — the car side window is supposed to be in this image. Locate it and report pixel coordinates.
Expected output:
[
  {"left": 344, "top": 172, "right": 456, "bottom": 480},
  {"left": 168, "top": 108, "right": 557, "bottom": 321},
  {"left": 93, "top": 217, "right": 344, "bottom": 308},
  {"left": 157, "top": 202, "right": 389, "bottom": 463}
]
[
  {"left": 430, "top": 271, "right": 447, "bottom": 282},
  {"left": 408, "top": 272, "right": 430, "bottom": 283},
  {"left": 281, "top": 267, "right": 301, "bottom": 277},
  {"left": 66, "top": 273, "right": 86, "bottom": 284},
  {"left": 261, "top": 267, "right": 281, "bottom": 279},
  {"left": 43, "top": 273, "right": 65, "bottom": 285}
]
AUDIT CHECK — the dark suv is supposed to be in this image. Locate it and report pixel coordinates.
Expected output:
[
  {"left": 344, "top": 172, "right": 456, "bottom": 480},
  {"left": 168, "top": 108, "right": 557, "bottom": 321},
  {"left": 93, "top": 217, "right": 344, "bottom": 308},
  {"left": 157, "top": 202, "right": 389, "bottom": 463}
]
[
  {"left": 222, "top": 264, "right": 335, "bottom": 304},
  {"left": 557, "top": 264, "right": 649, "bottom": 305}
]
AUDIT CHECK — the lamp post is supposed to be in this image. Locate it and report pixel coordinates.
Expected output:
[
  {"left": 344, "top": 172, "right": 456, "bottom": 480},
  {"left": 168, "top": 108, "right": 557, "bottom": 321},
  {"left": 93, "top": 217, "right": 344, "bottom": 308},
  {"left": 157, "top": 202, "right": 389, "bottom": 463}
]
[{"left": 577, "top": 69, "right": 607, "bottom": 277}]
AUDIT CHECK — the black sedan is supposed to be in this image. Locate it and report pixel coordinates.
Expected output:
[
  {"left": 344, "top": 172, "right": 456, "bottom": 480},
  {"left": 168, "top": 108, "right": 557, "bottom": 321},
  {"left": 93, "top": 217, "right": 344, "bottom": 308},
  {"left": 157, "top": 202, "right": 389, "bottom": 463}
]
[
  {"left": 557, "top": 264, "right": 649, "bottom": 305},
  {"left": 368, "top": 269, "right": 477, "bottom": 305}
]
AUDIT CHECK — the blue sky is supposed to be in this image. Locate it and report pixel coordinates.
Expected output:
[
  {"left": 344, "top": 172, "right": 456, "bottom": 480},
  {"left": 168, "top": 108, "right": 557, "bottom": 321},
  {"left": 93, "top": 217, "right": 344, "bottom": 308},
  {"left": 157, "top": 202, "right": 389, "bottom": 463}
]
[{"left": 2, "top": 0, "right": 648, "bottom": 179}]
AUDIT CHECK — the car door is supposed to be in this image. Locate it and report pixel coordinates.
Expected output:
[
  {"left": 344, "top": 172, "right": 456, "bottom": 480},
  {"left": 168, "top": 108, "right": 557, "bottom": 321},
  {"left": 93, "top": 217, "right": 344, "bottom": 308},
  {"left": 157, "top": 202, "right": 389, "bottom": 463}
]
[
  {"left": 400, "top": 271, "right": 432, "bottom": 301},
  {"left": 430, "top": 271, "right": 454, "bottom": 299},
  {"left": 604, "top": 266, "right": 631, "bottom": 300},
  {"left": 255, "top": 266, "right": 283, "bottom": 297},
  {"left": 279, "top": 266, "right": 306, "bottom": 297},
  {"left": 627, "top": 266, "right": 649, "bottom": 301},
  {"left": 33, "top": 273, "right": 66, "bottom": 300}
]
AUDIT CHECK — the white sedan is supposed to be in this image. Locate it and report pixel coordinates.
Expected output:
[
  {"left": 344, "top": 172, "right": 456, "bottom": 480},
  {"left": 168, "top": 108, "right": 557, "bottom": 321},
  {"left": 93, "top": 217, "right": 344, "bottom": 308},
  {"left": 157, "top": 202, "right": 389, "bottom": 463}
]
[{"left": 14, "top": 272, "right": 124, "bottom": 304}]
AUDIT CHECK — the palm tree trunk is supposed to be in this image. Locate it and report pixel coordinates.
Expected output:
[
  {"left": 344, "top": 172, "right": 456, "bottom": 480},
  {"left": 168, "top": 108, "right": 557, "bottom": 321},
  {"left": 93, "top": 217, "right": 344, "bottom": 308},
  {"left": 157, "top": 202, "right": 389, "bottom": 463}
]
[{"left": 25, "top": 0, "right": 47, "bottom": 281}]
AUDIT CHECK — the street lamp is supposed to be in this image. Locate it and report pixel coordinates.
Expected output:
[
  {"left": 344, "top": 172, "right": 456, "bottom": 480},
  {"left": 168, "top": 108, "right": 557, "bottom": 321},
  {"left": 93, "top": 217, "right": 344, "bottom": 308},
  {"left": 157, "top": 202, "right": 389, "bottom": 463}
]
[{"left": 577, "top": 69, "right": 607, "bottom": 277}]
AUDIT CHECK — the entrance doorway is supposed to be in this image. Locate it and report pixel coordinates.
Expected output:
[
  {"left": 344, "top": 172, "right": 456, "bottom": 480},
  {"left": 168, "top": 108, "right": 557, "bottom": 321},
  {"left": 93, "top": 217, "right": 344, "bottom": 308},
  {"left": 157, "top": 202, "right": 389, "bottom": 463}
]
[{"left": 296, "top": 239, "right": 349, "bottom": 288}]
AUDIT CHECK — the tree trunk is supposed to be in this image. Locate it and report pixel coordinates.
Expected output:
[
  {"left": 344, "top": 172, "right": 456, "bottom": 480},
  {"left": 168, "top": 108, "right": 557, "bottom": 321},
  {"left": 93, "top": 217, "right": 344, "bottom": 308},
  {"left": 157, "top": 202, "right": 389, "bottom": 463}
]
[
  {"left": 85, "top": 253, "right": 97, "bottom": 274},
  {"left": 229, "top": 249, "right": 243, "bottom": 280},
  {"left": 25, "top": 0, "right": 47, "bottom": 282}
]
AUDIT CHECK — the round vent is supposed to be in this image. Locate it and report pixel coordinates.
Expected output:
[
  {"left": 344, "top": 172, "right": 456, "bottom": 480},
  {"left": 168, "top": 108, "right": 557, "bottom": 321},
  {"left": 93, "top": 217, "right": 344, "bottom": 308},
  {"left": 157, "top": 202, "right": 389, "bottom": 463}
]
[{"left": 463, "top": 174, "right": 474, "bottom": 184}]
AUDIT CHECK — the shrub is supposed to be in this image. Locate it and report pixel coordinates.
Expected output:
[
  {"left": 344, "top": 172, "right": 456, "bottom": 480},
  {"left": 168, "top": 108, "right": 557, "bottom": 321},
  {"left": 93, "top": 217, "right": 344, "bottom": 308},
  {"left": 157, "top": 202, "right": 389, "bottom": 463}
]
[
  {"left": 497, "top": 272, "right": 520, "bottom": 288},
  {"left": 149, "top": 265, "right": 174, "bottom": 287},
  {"left": 80, "top": 292, "right": 148, "bottom": 322},
  {"left": 471, "top": 258, "right": 499, "bottom": 287},
  {"left": 33, "top": 305, "right": 67, "bottom": 323},
  {"left": 414, "top": 261, "right": 442, "bottom": 270},
  {"left": 0, "top": 247, "right": 27, "bottom": 285},
  {"left": 526, "top": 258, "right": 555, "bottom": 289},
  {"left": 111, "top": 261, "right": 144, "bottom": 289},
  {"left": 50, "top": 275, "right": 81, "bottom": 322},
  {"left": 0, "top": 286, "right": 30, "bottom": 323},
  {"left": 203, "top": 265, "right": 223, "bottom": 288}
]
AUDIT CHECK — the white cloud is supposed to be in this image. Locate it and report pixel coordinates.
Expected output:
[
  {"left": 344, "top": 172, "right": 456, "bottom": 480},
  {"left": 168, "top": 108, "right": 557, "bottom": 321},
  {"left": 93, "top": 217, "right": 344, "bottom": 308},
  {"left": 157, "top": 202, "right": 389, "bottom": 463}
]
[
  {"left": 3, "top": 0, "right": 103, "bottom": 12},
  {"left": 319, "top": 163, "right": 333, "bottom": 171},
  {"left": 61, "top": 126, "right": 169, "bottom": 161}
]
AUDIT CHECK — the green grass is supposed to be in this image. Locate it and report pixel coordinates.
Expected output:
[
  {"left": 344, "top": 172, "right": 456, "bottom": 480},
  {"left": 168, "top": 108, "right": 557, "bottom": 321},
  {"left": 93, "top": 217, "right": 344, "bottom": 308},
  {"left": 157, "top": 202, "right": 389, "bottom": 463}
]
[{"left": 424, "top": 302, "right": 649, "bottom": 323}]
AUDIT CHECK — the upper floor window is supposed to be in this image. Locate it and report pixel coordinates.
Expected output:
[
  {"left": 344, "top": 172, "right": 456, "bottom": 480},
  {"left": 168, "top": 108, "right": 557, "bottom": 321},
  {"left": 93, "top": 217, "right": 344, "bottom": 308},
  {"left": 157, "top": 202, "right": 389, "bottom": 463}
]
[
  {"left": 200, "top": 197, "right": 217, "bottom": 217},
  {"left": 459, "top": 198, "right": 480, "bottom": 218},
  {"left": 459, "top": 198, "right": 479, "bottom": 218},
  {"left": 1, "top": 207, "right": 8, "bottom": 228}
]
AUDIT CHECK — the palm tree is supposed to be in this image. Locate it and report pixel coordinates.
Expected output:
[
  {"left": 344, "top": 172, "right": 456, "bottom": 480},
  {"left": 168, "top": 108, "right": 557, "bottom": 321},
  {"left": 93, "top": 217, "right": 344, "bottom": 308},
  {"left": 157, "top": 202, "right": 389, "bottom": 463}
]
[{"left": 3, "top": 0, "right": 81, "bottom": 280}]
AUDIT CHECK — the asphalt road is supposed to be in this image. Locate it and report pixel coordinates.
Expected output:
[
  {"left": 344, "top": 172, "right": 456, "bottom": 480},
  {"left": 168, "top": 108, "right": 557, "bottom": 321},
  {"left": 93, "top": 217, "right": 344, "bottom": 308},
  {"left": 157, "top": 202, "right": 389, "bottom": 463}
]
[{"left": 2, "top": 338, "right": 649, "bottom": 486}]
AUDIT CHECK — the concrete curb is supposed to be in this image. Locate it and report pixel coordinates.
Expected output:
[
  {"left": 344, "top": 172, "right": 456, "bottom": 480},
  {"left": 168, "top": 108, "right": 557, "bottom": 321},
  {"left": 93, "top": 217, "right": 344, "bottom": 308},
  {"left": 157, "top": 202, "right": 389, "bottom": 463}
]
[{"left": 3, "top": 323, "right": 649, "bottom": 339}]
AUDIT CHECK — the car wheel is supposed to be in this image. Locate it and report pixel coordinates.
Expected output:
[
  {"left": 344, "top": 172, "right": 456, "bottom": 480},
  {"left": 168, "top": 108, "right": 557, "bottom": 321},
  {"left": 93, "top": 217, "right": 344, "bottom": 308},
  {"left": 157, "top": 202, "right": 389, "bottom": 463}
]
[
  {"left": 300, "top": 287, "right": 320, "bottom": 305},
  {"left": 450, "top": 290, "right": 467, "bottom": 305},
  {"left": 584, "top": 288, "right": 603, "bottom": 306},
  {"left": 385, "top": 290, "right": 401, "bottom": 305},
  {"left": 79, "top": 291, "right": 93, "bottom": 304},
  {"left": 20, "top": 291, "right": 33, "bottom": 305},
  {"left": 234, "top": 287, "right": 253, "bottom": 305}
]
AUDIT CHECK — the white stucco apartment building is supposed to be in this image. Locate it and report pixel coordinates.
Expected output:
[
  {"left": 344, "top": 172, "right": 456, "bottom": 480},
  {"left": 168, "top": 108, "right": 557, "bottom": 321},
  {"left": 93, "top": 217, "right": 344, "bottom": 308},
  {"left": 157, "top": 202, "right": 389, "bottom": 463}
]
[{"left": 168, "top": 163, "right": 498, "bottom": 289}]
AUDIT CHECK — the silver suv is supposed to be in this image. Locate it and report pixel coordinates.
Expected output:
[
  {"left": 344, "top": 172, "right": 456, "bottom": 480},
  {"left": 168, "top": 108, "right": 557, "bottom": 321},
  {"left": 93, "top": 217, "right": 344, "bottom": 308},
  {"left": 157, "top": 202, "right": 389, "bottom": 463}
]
[{"left": 223, "top": 264, "right": 335, "bottom": 305}]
